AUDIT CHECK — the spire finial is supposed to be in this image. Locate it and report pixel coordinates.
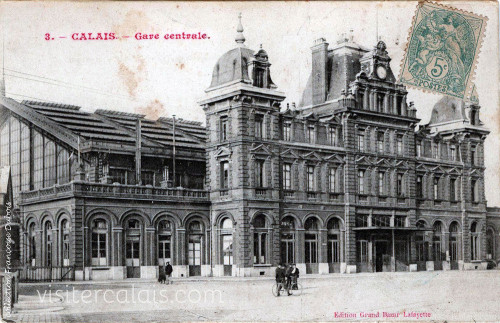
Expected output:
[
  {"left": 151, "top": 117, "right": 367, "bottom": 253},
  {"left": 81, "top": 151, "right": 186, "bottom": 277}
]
[{"left": 235, "top": 13, "right": 246, "bottom": 46}]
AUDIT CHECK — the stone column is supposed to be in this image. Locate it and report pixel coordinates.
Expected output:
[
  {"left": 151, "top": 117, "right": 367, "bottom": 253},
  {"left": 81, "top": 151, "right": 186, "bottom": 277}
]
[
  {"left": 175, "top": 228, "right": 188, "bottom": 278},
  {"left": 35, "top": 229, "right": 43, "bottom": 267},
  {"left": 401, "top": 95, "right": 408, "bottom": 116},
  {"left": 363, "top": 87, "right": 369, "bottom": 110},
  {"left": 393, "top": 94, "right": 399, "bottom": 114},
  {"left": 369, "top": 89, "right": 375, "bottom": 111},
  {"left": 383, "top": 93, "right": 389, "bottom": 113},
  {"left": 296, "top": 228, "right": 306, "bottom": 274},
  {"left": 177, "top": 228, "right": 186, "bottom": 265},
  {"left": 52, "top": 228, "right": 59, "bottom": 267},
  {"left": 318, "top": 229, "right": 329, "bottom": 274}
]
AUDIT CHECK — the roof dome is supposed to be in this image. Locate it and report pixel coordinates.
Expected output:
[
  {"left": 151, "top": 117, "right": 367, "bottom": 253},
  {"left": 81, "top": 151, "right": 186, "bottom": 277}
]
[
  {"left": 209, "top": 46, "right": 254, "bottom": 88},
  {"left": 429, "top": 96, "right": 467, "bottom": 125},
  {"left": 209, "top": 13, "right": 255, "bottom": 89}
]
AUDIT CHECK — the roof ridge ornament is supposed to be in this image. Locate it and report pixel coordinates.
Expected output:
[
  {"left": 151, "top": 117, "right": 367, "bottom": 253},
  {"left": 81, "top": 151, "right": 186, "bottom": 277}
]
[{"left": 235, "top": 13, "right": 246, "bottom": 47}]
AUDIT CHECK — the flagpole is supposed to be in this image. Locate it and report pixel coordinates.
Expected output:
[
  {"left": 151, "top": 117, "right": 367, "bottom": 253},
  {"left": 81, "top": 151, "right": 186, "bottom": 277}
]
[{"left": 172, "top": 115, "right": 176, "bottom": 187}]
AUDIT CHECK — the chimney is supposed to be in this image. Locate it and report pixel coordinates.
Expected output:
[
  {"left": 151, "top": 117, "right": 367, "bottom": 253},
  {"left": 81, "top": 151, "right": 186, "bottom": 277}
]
[{"left": 311, "top": 38, "right": 329, "bottom": 105}]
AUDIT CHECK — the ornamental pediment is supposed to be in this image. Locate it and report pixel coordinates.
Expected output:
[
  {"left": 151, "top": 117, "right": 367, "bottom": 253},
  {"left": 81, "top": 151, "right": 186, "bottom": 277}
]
[
  {"left": 280, "top": 148, "right": 300, "bottom": 160},
  {"left": 250, "top": 143, "right": 272, "bottom": 156},
  {"left": 324, "top": 154, "right": 345, "bottom": 164},
  {"left": 215, "top": 146, "right": 231, "bottom": 158}
]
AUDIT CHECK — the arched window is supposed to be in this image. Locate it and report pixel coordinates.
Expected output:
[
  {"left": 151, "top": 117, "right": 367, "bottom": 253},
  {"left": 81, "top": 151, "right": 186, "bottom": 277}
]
[
  {"left": 158, "top": 219, "right": 173, "bottom": 266},
  {"left": 28, "top": 222, "right": 36, "bottom": 267},
  {"left": 416, "top": 220, "right": 428, "bottom": 262},
  {"left": 57, "top": 149, "right": 70, "bottom": 184},
  {"left": 416, "top": 220, "right": 426, "bottom": 228},
  {"left": 327, "top": 218, "right": 341, "bottom": 264},
  {"left": 60, "top": 219, "right": 70, "bottom": 267},
  {"left": 44, "top": 141, "right": 56, "bottom": 187},
  {"left": 126, "top": 219, "right": 142, "bottom": 277},
  {"left": 470, "top": 222, "right": 480, "bottom": 260},
  {"left": 187, "top": 220, "right": 204, "bottom": 276},
  {"left": 486, "top": 228, "right": 496, "bottom": 260},
  {"left": 280, "top": 216, "right": 295, "bottom": 264},
  {"left": 91, "top": 219, "right": 108, "bottom": 266},
  {"left": 33, "top": 132, "right": 44, "bottom": 190},
  {"left": 44, "top": 222, "right": 53, "bottom": 267},
  {"left": 432, "top": 222, "right": 443, "bottom": 262},
  {"left": 304, "top": 217, "right": 319, "bottom": 264},
  {"left": 449, "top": 222, "right": 461, "bottom": 262},
  {"left": 253, "top": 214, "right": 268, "bottom": 265},
  {"left": 220, "top": 218, "right": 233, "bottom": 271}
]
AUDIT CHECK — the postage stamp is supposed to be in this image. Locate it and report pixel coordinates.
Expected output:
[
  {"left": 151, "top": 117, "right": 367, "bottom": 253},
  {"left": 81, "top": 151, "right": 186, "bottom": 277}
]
[{"left": 399, "top": 1, "right": 487, "bottom": 101}]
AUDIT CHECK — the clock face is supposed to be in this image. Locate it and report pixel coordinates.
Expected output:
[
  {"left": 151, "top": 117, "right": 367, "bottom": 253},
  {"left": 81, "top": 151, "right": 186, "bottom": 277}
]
[{"left": 376, "top": 65, "right": 387, "bottom": 79}]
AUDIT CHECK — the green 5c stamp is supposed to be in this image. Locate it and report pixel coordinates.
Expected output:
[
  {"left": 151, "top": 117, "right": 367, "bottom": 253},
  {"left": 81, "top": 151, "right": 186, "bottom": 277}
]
[{"left": 400, "top": 2, "right": 487, "bottom": 101}]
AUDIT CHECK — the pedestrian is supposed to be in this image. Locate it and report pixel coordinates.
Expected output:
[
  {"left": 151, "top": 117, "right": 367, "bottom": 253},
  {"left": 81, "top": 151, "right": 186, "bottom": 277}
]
[
  {"left": 165, "top": 261, "right": 173, "bottom": 284},
  {"left": 290, "top": 263, "right": 299, "bottom": 290},
  {"left": 275, "top": 263, "right": 287, "bottom": 296},
  {"left": 158, "top": 265, "right": 166, "bottom": 284},
  {"left": 285, "top": 264, "right": 293, "bottom": 293}
]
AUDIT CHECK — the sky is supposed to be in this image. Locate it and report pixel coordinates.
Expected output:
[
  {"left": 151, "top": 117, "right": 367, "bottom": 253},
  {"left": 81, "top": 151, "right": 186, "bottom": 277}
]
[{"left": 0, "top": 1, "right": 498, "bottom": 205}]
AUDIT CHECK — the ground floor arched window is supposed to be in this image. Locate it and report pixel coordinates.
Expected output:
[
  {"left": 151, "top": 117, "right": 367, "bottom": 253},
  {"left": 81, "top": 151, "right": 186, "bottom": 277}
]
[
  {"left": 126, "top": 219, "right": 142, "bottom": 278},
  {"left": 91, "top": 219, "right": 108, "bottom": 266},
  {"left": 449, "top": 222, "right": 461, "bottom": 262},
  {"left": 219, "top": 218, "right": 233, "bottom": 276},
  {"left": 44, "top": 221, "right": 53, "bottom": 267},
  {"left": 471, "top": 222, "right": 480, "bottom": 261},
  {"left": 28, "top": 222, "right": 36, "bottom": 267},
  {"left": 432, "top": 222, "right": 444, "bottom": 262},
  {"left": 486, "top": 228, "right": 496, "bottom": 260},
  {"left": 304, "top": 218, "right": 319, "bottom": 265},
  {"left": 157, "top": 219, "right": 173, "bottom": 266},
  {"left": 415, "top": 220, "right": 428, "bottom": 262},
  {"left": 60, "top": 219, "right": 70, "bottom": 267},
  {"left": 220, "top": 218, "right": 233, "bottom": 266},
  {"left": 253, "top": 214, "right": 269, "bottom": 265},
  {"left": 187, "top": 220, "right": 204, "bottom": 276},
  {"left": 327, "top": 218, "right": 341, "bottom": 264},
  {"left": 280, "top": 216, "right": 295, "bottom": 265}
]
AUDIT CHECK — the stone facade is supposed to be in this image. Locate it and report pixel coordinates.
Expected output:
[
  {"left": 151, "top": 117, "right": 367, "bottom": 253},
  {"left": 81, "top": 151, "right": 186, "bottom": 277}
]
[{"left": 0, "top": 20, "right": 499, "bottom": 280}]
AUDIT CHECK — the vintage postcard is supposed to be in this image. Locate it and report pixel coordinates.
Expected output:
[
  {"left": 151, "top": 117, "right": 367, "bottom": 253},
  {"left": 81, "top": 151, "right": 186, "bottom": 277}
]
[{"left": 0, "top": 1, "right": 499, "bottom": 322}]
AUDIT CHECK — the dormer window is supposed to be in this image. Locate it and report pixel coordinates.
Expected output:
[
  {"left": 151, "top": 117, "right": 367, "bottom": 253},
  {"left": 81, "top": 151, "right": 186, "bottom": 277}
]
[
  {"left": 329, "top": 127, "right": 337, "bottom": 146},
  {"left": 283, "top": 121, "right": 291, "bottom": 141},
  {"left": 470, "top": 109, "right": 477, "bottom": 125},
  {"left": 253, "top": 67, "right": 265, "bottom": 88},
  {"left": 307, "top": 125, "right": 315, "bottom": 144},
  {"left": 450, "top": 145, "right": 457, "bottom": 161},
  {"left": 358, "top": 133, "right": 365, "bottom": 152},
  {"left": 416, "top": 140, "right": 422, "bottom": 157}
]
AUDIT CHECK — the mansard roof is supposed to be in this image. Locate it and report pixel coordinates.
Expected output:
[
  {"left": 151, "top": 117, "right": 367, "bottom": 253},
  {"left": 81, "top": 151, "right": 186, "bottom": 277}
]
[
  {"left": 0, "top": 98, "right": 206, "bottom": 153},
  {"left": 299, "top": 38, "right": 369, "bottom": 107},
  {"left": 428, "top": 96, "right": 468, "bottom": 125}
]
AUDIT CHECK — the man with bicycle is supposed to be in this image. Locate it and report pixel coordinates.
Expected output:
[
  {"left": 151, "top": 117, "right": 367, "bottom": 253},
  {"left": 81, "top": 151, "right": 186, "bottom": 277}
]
[
  {"left": 275, "top": 263, "right": 290, "bottom": 296},
  {"left": 288, "top": 263, "right": 299, "bottom": 290}
]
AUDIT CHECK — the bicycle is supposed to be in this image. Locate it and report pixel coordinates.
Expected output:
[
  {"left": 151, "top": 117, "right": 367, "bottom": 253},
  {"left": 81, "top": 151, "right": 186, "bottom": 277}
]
[{"left": 272, "top": 280, "right": 302, "bottom": 296}]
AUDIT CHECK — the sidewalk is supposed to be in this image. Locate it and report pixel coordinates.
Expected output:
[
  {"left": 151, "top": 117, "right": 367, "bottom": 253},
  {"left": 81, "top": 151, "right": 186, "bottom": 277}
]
[{"left": 18, "top": 268, "right": 491, "bottom": 287}]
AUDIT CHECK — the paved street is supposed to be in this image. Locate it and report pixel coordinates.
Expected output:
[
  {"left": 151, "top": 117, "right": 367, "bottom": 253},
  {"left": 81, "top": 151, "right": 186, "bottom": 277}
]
[{"left": 9, "top": 270, "right": 500, "bottom": 322}]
